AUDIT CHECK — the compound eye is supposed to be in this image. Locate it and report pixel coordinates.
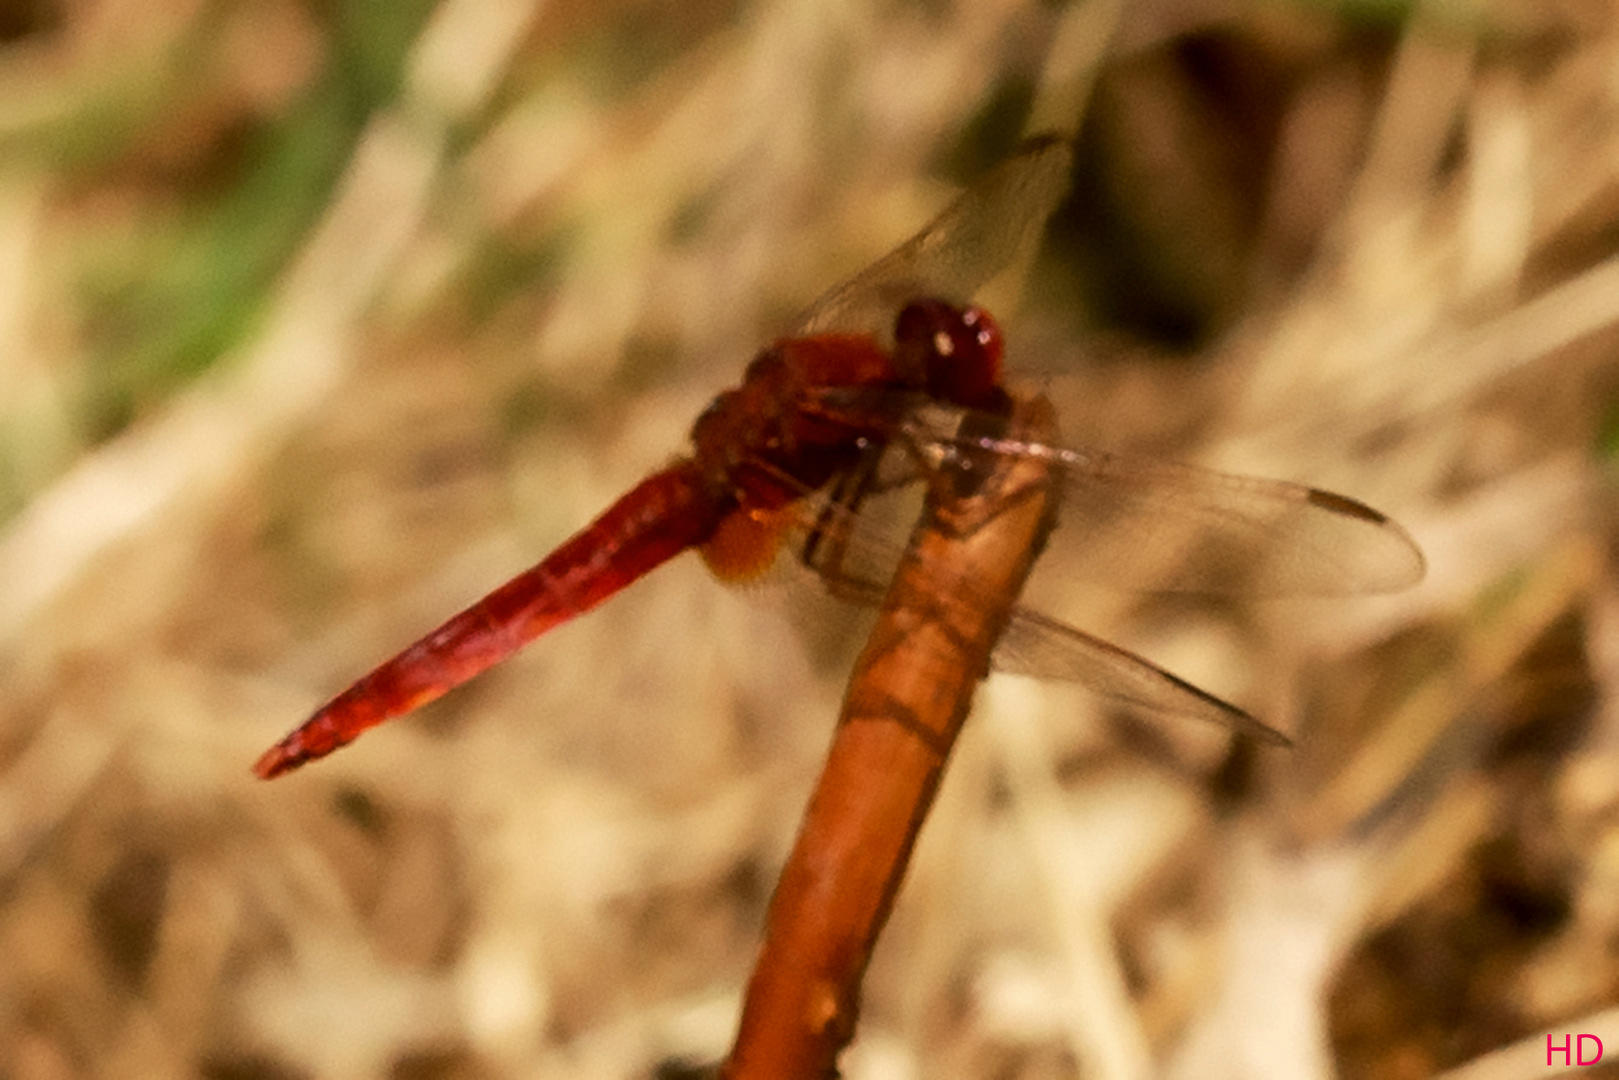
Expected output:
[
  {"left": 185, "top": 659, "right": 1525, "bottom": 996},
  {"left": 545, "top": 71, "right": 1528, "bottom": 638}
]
[
  {"left": 963, "top": 306, "right": 1000, "bottom": 351},
  {"left": 892, "top": 299, "right": 1005, "bottom": 411},
  {"left": 962, "top": 306, "right": 1003, "bottom": 366},
  {"left": 894, "top": 299, "right": 956, "bottom": 353}
]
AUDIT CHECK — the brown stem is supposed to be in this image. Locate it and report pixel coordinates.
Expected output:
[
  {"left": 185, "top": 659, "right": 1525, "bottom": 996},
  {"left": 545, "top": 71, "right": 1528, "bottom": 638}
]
[{"left": 722, "top": 396, "right": 1061, "bottom": 1080}]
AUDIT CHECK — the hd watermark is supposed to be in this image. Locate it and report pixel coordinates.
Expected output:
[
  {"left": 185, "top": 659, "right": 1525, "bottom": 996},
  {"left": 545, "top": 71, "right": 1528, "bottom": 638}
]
[{"left": 1547, "top": 1032, "right": 1603, "bottom": 1068}]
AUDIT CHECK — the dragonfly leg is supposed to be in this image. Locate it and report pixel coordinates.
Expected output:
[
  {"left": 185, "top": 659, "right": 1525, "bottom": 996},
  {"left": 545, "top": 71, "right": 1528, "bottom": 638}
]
[{"left": 799, "top": 442, "right": 882, "bottom": 593}]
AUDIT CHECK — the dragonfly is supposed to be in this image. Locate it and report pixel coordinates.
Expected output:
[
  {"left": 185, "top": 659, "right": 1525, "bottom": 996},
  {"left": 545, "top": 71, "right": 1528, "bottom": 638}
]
[{"left": 253, "top": 137, "right": 1424, "bottom": 780}]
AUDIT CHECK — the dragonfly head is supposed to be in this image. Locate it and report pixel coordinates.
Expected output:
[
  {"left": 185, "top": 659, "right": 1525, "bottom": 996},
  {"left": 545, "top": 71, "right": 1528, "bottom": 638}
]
[{"left": 893, "top": 299, "right": 1009, "bottom": 414}]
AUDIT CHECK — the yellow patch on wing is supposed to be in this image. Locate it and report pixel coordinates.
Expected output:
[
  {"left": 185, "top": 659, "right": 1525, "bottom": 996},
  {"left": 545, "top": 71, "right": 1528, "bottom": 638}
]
[{"left": 701, "top": 503, "right": 798, "bottom": 582}]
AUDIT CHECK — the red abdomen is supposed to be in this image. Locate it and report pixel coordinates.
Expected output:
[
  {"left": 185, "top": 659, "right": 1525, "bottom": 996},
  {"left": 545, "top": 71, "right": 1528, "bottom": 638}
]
[{"left": 253, "top": 462, "right": 727, "bottom": 778}]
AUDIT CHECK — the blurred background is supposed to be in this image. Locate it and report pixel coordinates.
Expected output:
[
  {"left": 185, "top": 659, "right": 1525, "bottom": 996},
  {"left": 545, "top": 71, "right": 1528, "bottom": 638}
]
[{"left": 2, "top": 0, "right": 1617, "bottom": 1077}]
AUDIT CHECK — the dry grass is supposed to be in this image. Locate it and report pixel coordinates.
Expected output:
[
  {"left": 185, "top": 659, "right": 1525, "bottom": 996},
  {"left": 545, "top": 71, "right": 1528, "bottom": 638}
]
[{"left": 2, "top": 0, "right": 1618, "bottom": 1077}]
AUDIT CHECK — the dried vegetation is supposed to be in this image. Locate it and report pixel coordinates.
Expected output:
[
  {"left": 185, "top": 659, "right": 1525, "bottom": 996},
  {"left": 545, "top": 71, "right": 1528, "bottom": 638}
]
[{"left": 1, "top": 0, "right": 1618, "bottom": 1078}]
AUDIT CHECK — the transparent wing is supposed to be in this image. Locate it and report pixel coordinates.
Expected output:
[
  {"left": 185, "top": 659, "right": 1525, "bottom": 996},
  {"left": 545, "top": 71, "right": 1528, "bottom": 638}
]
[
  {"left": 792, "top": 137, "right": 1074, "bottom": 337},
  {"left": 990, "top": 608, "right": 1288, "bottom": 744},
  {"left": 783, "top": 458, "right": 1290, "bottom": 744},
  {"left": 798, "top": 389, "right": 1426, "bottom": 596},
  {"left": 894, "top": 412, "right": 1426, "bottom": 597},
  {"left": 756, "top": 131, "right": 1417, "bottom": 740}
]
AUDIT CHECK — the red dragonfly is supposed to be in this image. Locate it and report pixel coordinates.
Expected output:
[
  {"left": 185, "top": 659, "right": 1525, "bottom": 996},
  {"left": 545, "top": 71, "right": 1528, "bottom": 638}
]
[{"left": 254, "top": 138, "right": 1424, "bottom": 780}]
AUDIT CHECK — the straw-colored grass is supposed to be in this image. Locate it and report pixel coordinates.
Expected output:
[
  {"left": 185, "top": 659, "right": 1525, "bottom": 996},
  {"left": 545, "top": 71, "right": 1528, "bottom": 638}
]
[{"left": 2, "top": 1, "right": 1617, "bottom": 1077}]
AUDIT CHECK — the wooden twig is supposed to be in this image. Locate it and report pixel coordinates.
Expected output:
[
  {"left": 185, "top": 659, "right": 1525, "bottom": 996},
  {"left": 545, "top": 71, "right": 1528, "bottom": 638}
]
[{"left": 723, "top": 396, "right": 1062, "bottom": 1079}]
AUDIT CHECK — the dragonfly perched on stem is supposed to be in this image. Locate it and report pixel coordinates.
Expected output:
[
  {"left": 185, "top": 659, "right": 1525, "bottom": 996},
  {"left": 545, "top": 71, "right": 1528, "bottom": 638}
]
[
  {"left": 722, "top": 383, "right": 1067, "bottom": 1079},
  {"left": 253, "top": 136, "right": 1424, "bottom": 781}
]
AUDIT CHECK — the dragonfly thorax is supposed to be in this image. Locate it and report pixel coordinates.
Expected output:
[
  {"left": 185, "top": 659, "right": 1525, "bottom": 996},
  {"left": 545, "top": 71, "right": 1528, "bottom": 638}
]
[{"left": 689, "top": 332, "right": 899, "bottom": 508}]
